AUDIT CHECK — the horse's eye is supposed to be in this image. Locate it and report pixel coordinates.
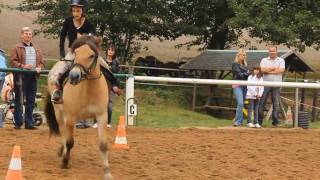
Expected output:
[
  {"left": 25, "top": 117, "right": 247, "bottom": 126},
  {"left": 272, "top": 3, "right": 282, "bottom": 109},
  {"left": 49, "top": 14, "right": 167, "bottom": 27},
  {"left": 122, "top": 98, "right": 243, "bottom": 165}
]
[{"left": 90, "top": 54, "right": 96, "bottom": 59}]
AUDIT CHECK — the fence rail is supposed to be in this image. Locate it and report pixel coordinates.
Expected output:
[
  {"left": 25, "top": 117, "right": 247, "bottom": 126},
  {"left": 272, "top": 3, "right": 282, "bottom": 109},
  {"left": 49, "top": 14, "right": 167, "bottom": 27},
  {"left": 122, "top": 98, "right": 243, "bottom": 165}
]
[
  {"left": 128, "top": 76, "right": 320, "bottom": 127},
  {"left": 134, "top": 76, "right": 320, "bottom": 89}
]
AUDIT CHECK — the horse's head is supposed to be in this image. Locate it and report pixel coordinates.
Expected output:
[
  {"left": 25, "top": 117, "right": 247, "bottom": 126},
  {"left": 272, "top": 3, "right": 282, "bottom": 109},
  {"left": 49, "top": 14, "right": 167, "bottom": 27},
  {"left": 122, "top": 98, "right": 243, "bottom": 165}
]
[{"left": 68, "top": 35, "right": 102, "bottom": 85}]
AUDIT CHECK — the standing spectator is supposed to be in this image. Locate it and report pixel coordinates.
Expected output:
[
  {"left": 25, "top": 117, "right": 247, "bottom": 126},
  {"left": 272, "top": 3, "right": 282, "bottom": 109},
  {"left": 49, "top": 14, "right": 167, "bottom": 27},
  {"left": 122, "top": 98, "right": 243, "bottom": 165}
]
[
  {"left": 0, "top": 48, "right": 7, "bottom": 128},
  {"left": 10, "top": 27, "right": 44, "bottom": 130},
  {"left": 232, "top": 49, "right": 249, "bottom": 127},
  {"left": 246, "top": 66, "right": 264, "bottom": 128},
  {"left": 0, "top": 48, "right": 7, "bottom": 92},
  {"left": 258, "top": 46, "right": 285, "bottom": 126},
  {"left": 92, "top": 45, "right": 121, "bottom": 128},
  {"left": 105, "top": 45, "right": 120, "bottom": 128}
]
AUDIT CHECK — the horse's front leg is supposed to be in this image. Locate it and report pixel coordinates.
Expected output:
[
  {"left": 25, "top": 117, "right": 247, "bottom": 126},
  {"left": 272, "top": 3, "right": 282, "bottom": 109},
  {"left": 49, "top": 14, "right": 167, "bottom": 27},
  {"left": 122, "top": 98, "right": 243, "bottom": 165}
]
[
  {"left": 58, "top": 116, "right": 75, "bottom": 169},
  {"left": 96, "top": 112, "right": 113, "bottom": 180}
]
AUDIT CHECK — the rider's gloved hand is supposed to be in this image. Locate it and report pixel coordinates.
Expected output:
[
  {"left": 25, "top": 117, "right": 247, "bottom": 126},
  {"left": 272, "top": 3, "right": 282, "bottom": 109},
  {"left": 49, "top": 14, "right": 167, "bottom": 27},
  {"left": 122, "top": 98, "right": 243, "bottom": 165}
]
[{"left": 112, "top": 86, "right": 121, "bottom": 96}]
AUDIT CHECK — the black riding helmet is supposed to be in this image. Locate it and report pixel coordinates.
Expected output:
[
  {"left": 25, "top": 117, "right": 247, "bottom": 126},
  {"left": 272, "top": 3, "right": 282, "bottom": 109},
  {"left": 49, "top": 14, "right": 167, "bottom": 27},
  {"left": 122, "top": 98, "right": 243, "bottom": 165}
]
[{"left": 70, "top": 0, "right": 88, "bottom": 7}]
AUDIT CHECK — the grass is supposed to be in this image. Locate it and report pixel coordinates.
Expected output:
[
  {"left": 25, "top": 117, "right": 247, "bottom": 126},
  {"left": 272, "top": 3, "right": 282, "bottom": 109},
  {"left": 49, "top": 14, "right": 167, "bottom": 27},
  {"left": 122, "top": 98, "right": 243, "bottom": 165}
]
[
  {"left": 108, "top": 89, "right": 232, "bottom": 128},
  {"left": 309, "top": 121, "right": 320, "bottom": 128},
  {"left": 107, "top": 88, "right": 320, "bottom": 129},
  {"left": 14, "top": 59, "right": 320, "bottom": 129}
]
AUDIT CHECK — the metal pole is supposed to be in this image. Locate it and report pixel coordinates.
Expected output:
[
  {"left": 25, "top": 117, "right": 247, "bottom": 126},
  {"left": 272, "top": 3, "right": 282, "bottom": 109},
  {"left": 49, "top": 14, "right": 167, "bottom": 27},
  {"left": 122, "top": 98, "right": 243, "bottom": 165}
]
[
  {"left": 312, "top": 89, "right": 319, "bottom": 122},
  {"left": 294, "top": 88, "right": 299, "bottom": 128},
  {"left": 192, "top": 84, "right": 197, "bottom": 111},
  {"left": 0, "top": 68, "right": 49, "bottom": 74},
  {"left": 125, "top": 74, "right": 135, "bottom": 126}
]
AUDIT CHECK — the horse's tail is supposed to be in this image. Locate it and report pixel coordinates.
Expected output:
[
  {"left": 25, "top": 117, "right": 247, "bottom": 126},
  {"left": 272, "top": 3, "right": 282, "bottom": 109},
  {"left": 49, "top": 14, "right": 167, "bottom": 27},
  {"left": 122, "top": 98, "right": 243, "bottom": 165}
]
[{"left": 45, "top": 93, "right": 60, "bottom": 135}]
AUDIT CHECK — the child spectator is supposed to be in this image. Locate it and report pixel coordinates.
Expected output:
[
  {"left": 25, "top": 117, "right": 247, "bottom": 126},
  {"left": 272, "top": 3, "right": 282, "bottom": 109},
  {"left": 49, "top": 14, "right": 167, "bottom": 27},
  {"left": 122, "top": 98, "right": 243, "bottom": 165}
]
[{"left": 246, "top": 66, "right": 264, "bottom": 128}]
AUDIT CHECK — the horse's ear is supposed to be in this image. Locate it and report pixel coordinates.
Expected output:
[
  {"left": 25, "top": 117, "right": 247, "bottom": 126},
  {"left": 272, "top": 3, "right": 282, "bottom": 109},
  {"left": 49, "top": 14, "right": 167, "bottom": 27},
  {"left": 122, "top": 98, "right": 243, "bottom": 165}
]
[
  {"left": 94, "top": 36, "right": 103, "bottom": 48},
  {"left": 65, "top": 51, "right": 75, "bottom": 60}
]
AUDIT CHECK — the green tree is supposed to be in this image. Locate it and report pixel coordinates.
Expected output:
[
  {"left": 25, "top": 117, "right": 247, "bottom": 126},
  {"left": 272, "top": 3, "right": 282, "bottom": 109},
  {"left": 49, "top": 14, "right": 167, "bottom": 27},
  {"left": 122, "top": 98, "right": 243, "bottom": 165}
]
[
  {"left": 0, "top": 3, "right": 4, "bottom": 13},
  {"left": 169, "top": 0, "right": 240, "bottom": 50},
  {"left": 230, "top": 0, "right": 320, "bottom": 51},
  {"left": 17, "top": 0, "right": 174, "bottom": 62},
  {"left": 169, "top": 0, "right": 320, "bottom": 51}
]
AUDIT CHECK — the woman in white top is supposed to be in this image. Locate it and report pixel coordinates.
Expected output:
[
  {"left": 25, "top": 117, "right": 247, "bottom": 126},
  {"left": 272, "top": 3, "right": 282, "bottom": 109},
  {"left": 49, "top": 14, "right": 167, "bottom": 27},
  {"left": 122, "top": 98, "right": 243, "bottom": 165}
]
[{"left": 246, "top": 66, "right": 264, "bottom": 128}]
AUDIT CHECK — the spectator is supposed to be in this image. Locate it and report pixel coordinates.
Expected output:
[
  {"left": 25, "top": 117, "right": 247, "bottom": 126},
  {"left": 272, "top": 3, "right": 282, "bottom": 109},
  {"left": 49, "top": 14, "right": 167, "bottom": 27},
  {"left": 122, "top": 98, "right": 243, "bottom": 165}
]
[
  {"left": 0, "top": 48, "right": 7, "bottom": 128},
  {"left": 105, "top": 45, "right": 121, "bottom": 127},
  {"left": 93, "top": 45, "right": 121, "bottom": 128},
  {"left": 232, "top": 49, "right": 249, "bottom": 127},
  {"left": 10, "top": 27, "right": 44, "bottom": 130},
  {"left": 0, "top": 49, "right": 7, "bottom": 92},
  {"left": 258, "top": 46, "right": 285, "bottom": 126},
  {"left": 246, "top": 66, "right": 264, "bottom": 128}
]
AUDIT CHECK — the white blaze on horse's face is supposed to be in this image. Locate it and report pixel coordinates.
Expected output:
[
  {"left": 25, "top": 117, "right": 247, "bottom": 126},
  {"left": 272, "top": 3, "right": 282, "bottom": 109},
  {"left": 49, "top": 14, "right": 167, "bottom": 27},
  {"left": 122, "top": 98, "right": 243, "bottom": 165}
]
[{"left": 69, "top": 44, "right": 96, "bottom": 85}]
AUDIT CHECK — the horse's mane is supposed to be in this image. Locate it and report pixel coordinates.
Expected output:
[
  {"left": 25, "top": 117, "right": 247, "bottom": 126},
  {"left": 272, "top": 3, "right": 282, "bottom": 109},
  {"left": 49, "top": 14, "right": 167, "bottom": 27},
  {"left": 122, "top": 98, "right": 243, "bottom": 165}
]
[{"left": 70, "top": 35, "right": 102, "bottom": 55}]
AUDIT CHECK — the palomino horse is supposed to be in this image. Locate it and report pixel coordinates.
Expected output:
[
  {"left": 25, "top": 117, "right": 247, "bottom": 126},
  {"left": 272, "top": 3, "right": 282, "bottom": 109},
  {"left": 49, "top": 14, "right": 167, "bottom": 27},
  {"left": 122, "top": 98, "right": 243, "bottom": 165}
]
[{"left": 45, "top": 36, "right": 112, "bottom": 179}]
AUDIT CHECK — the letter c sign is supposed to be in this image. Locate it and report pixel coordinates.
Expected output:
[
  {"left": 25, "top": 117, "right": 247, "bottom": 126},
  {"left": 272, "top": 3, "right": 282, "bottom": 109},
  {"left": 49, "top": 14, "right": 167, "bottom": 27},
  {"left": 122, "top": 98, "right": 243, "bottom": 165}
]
[{"left": 128, "top": 104, "right": 137, "bottom": 116}]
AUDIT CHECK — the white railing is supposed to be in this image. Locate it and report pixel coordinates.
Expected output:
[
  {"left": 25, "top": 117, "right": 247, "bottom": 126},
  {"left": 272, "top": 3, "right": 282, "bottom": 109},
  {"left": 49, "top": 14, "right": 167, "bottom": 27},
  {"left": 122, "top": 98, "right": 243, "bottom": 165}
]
[
  {"left": 134, "top": 76, "right": 320, "bottom": 89},
  {"left": 126, "top": 76, "right": 320, "bottom": 127}
]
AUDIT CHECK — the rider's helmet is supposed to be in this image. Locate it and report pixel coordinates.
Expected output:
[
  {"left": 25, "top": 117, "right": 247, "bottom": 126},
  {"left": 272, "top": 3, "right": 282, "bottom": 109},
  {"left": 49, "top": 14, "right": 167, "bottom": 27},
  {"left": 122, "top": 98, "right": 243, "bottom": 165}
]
[
  {"left": 70, "top": 0, "right": 88, "bottom": 8},
  {"left": 70, "top": 0, "right": 88, "bottom": 15}
]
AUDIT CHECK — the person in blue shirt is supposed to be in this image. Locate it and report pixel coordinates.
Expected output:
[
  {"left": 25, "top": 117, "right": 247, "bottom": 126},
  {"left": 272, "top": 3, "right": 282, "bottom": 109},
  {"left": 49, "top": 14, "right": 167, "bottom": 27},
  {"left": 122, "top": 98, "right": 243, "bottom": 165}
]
[
  {"left": 0, "top": 48, "right": 7, "bottom": 128},
  {"left": 0, "top": 49, "right": 7, "bottom": 86}
]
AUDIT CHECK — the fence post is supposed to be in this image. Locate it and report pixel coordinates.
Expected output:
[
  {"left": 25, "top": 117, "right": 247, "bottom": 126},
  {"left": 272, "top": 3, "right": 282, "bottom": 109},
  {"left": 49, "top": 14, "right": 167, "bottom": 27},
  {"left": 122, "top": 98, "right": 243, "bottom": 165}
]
[
  {"left": 192, "top": 84, "right": 197, "bottom": 111},
  {"left": 312, "top": 89, "right": 319, "bottom": 122},
  {"left": 294, "top": 88, "right": 299, "bottom": 128},
  {"left": 125, "top": 74, "right": 135, "bottom": 126}
]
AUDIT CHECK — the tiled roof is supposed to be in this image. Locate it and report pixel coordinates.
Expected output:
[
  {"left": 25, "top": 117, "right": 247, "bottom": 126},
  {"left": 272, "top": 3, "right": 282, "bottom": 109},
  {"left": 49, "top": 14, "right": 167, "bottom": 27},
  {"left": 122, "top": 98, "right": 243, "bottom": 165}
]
[{"left": 180, "top": 50, "right": 315, "bottom": 72}]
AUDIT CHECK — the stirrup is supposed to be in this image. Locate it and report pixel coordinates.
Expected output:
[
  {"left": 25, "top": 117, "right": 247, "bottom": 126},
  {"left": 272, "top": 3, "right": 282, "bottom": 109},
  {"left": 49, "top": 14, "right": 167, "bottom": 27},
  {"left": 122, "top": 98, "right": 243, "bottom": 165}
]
[{"left": 51, "top": 90, "right": 63, "bottom": 104}]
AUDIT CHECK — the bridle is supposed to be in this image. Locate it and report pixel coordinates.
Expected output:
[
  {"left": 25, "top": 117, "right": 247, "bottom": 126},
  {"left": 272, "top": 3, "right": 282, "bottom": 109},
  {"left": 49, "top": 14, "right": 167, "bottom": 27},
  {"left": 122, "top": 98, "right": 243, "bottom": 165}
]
[{"left": 68, "top": 49, "right": 102, "bottom": 80}]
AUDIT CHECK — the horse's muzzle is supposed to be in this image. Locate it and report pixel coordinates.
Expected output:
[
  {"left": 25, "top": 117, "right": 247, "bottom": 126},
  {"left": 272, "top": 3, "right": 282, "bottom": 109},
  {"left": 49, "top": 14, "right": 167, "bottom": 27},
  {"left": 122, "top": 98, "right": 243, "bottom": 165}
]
[{"left": 69, "top": 70, "right": 81, "bottom": 85}]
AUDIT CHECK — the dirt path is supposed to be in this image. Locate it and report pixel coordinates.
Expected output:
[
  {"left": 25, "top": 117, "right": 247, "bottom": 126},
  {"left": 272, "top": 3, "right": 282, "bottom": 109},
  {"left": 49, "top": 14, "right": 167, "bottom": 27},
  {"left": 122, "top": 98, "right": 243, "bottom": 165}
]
[{"left": 1, "top": 126, "right": 320, "bottom": 180}]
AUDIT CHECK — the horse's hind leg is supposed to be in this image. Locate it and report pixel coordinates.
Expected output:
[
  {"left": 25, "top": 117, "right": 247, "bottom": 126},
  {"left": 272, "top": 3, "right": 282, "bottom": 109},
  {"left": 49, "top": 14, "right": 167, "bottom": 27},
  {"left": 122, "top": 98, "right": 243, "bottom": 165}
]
[
  {"left": 96, "top": 113, "right": 113, "bottom": 180},
  {"left": 58, "top": 118, "right": 75, "bottom": 169}
]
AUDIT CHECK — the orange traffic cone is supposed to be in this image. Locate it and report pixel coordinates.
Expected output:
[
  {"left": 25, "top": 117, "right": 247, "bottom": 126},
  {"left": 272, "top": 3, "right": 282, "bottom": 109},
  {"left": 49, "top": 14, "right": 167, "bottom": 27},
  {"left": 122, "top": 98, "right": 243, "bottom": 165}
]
[
  {"left": 6, "top": 146, "right": 22, "bottom": 180},
  {"left": 113, "top": 116, "right": 129, "bottom": 150},
  {"left": 285, "top": 106, "right": 293, "bottom": 125}
]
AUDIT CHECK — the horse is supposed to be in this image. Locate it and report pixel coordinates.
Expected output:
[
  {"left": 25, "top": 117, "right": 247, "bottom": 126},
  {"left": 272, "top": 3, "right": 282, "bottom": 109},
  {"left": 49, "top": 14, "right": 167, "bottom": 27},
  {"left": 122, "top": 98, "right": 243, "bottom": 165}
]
[{"left": 44, "top": 35, "right": 113, "bottom": 180}]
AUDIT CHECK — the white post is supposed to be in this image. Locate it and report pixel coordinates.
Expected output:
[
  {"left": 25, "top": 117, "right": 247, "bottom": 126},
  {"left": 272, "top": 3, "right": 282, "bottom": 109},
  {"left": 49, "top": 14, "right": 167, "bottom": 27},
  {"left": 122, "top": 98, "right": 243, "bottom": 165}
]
[
  {"left": 125, "top": 75, "right": 135, "bottom": 126},
  {"left": 294, "top": 88, "right": 299, "bottom": 128}
]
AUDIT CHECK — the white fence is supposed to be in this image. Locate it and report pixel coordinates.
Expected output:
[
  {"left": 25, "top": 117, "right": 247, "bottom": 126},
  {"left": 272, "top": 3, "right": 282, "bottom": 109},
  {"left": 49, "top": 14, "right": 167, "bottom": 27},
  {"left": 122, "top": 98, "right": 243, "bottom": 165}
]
[{"left": 126, "top": 76, "right": 320, "bottom": 127}]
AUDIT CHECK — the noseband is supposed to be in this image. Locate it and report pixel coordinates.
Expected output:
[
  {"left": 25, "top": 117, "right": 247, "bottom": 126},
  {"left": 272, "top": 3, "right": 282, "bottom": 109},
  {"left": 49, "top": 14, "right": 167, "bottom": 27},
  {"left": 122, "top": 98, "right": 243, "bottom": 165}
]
[{"left": 68, "top": 47, "right": 101, "bottom": 80}]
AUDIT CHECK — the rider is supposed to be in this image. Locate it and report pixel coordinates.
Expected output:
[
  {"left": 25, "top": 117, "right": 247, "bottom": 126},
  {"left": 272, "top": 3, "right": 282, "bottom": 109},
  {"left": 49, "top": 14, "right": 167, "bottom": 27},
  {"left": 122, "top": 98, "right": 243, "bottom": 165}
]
[{"left": 50, "top": 0, "right": 120, "bottom": 103}]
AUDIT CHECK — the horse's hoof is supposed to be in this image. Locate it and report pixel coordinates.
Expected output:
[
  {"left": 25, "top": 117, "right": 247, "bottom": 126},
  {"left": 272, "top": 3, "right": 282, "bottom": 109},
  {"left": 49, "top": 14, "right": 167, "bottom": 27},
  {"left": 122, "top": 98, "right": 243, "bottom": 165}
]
[
  {"left": 104, "top": 173, "right": 113, "bottom": 180},
  {"left": 60, "top": 163, "right": 70, "bottom": 169},
  {"left": 58, "top": 147, "right": 63, "bottom": 157}
]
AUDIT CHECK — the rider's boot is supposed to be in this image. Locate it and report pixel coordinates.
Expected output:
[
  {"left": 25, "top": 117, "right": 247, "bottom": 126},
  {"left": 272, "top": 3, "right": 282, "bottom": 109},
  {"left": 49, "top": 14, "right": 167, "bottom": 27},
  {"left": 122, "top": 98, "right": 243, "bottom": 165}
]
[{"left": 51, "top": 85, "right": 62, "bottom": 104}]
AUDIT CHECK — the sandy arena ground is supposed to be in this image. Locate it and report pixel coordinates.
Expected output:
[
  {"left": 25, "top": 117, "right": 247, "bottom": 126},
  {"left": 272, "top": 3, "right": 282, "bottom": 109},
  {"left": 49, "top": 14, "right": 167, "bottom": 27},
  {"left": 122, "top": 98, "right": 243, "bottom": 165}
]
[{"left": 1, "top": 125, "right": 320, "bottom": 180}]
